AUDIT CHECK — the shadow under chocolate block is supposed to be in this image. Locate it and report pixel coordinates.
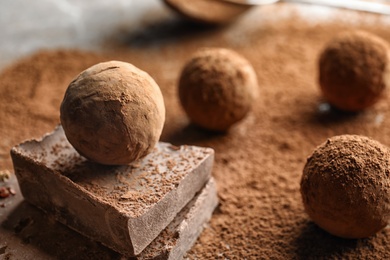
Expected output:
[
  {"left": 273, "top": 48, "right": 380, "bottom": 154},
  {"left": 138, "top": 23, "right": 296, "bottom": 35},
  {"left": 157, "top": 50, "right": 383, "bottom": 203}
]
[{"left": 10, "top": 125, "right": 215, "bottom": 257}]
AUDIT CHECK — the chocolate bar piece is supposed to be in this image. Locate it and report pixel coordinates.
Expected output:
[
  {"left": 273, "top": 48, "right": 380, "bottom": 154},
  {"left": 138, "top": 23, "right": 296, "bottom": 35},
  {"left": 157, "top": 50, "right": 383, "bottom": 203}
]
[
  {"left": 11, "top": 126, "right": 214, "bottom": 256},
  {"left": 136, "top": 177, "right": 218, "bottom": 259}
]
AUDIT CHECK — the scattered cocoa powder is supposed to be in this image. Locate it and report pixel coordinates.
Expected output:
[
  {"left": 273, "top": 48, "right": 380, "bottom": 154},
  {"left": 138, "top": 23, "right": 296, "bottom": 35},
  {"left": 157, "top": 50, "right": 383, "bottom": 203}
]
[{"left": 1, "top": 11, "right": 390, "bottom": 259}]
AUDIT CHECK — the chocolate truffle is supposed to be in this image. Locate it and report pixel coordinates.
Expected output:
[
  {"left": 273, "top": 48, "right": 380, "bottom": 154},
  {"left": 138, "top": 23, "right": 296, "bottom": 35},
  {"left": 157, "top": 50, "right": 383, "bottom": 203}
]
[
  {"left": 179, "top": 48, "right": 258, "bottom": 132},
  {"left": 300, "top": 135, "right": 390, "bottom": 239},
  {"left": 60, "top": 61, "right": 165, "bottom": 165},
  {"left": 318, "top": 30, "right": 390, "bottom": 111}
]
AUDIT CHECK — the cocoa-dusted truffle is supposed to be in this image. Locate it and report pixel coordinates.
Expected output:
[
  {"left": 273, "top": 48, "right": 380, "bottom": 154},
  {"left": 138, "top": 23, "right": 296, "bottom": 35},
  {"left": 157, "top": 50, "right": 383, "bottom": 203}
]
[
  {"left": 300, "top": 135, "right": 390, "bottom": 239},
  {"left": 319, "top": 30, "right": 390, "bottom": 111},
  {"left": 60, "top": 61, "right": 165, "bottom": 165},
  {"left": 179, "top": 48, "right": 258, "bottom": 132}
]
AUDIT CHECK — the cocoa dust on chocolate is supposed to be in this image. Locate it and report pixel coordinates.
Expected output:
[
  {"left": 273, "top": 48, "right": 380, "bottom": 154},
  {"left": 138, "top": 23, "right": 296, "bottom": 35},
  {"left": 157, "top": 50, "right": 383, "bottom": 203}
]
[{"left": 1, "top": 14, "right": 390, "bottom": 259}]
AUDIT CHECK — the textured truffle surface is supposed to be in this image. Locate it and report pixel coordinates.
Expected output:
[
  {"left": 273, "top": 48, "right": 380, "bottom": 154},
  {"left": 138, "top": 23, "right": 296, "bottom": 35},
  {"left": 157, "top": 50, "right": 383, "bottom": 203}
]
[
  {"left": 301, "top": 135, "right": 390, "bottom": 239},
  {"left": 319, "top": 30, "right": 390, "bottom": 111},
  {"left": 179, "top": 48, "right": 258, "bottom": 132},
  {"left": 60, "top": 61, "right": 165, "bottom": 165}
]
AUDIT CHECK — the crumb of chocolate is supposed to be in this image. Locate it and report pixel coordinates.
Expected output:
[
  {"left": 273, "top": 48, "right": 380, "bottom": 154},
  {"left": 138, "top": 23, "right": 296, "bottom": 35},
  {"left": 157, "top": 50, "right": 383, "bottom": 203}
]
[
  {"left": 8, "top": 188, "right": 15, "bottom": 196},
  {"left": 301, "top": 135, "right": 390, "bottom": 238},
  {"left": 179, "top": 48, "right": 258, "bottom": 132},
  {"left": 319, "top": 30, "right": 390, "bottom": 111},
  {"left": 0, "top": 186, "right": 15, "bottom": 199},
  {"left": 0, "top": 170, "right": 11, "bottom": 182},
  {"left": 168, "top": 144, "right": 181, "bottom": 151},
  {"left": 60, "top": 61, "right": 166, "bottom": 165},
  {"left": 0, "top": 187, "right": 9, "bottom": 198}
]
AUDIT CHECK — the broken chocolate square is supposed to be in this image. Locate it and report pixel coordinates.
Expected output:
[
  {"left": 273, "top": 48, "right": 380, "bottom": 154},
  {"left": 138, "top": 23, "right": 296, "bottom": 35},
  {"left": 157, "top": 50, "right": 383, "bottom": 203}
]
[{"left": 135, "top": 177, "right": 218, "bottom": 259}]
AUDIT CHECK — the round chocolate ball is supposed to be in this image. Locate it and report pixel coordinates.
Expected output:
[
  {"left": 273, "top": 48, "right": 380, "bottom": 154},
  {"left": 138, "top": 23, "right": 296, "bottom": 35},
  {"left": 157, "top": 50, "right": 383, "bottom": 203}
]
[
  {"left": 300, "top": 135, "right": 390, "bottom": 238},
  {"left": 178, "top": 48, "right": 258, "bottom": 132},
  {"left": 319, "top": 30, "right": 390, "bottom": 111},
  {"left": 60, "top": 61, "right": 165, "bottom": 165}
]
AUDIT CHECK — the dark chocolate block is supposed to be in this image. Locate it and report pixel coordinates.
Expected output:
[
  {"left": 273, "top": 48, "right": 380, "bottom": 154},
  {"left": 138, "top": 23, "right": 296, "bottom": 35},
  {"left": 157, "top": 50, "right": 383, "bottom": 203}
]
[
  {"left": 136, "top": 177, "right": 218, "bottom": 259},
  {"left": 11, "top": 126, "right": 214, "bottom": 256}
]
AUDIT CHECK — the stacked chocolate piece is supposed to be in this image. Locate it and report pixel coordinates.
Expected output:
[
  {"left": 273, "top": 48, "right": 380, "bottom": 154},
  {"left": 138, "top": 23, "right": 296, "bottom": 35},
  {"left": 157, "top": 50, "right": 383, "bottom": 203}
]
[{"left": 11, "top": 126, "right": 218, "bottom": 259}]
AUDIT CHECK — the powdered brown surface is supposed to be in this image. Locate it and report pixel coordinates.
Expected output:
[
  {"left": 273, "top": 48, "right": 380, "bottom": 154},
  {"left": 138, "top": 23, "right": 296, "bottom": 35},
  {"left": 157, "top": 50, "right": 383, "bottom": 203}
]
[{"left": 1, "top": 6, "right": 390, "bottom": 259}]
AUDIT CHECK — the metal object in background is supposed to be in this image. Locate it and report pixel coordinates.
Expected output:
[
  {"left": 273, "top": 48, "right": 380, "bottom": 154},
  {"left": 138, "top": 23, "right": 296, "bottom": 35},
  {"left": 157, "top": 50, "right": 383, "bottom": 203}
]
[{"left": 220, "top": 0, "right": 390, "bottom": 15}]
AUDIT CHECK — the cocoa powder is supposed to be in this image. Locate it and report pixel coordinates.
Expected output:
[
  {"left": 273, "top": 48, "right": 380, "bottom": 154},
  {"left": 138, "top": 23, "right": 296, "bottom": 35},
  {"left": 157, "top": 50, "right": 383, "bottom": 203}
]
[{"left": 1, "top": 14, "right": 390, "bottom": 259}]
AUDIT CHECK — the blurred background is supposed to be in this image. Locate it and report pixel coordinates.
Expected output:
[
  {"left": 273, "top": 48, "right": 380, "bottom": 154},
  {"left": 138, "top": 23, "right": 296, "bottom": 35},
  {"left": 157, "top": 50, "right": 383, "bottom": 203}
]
[
  {"left": 2, "top": 0, "right": 390, "bottom": 69},
  {"left": 0, "top": 0, "right": 168, "bottom": 69}
]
